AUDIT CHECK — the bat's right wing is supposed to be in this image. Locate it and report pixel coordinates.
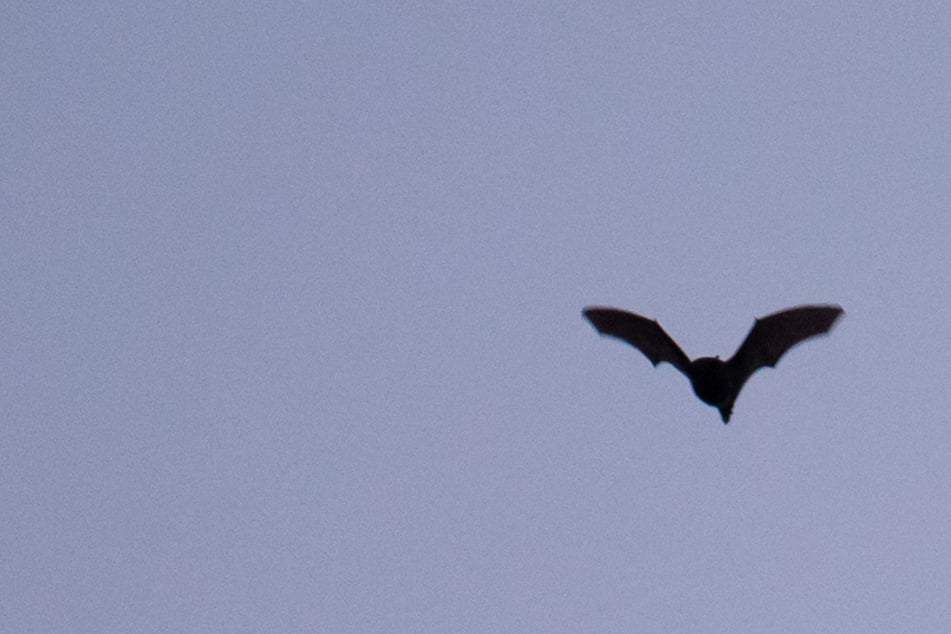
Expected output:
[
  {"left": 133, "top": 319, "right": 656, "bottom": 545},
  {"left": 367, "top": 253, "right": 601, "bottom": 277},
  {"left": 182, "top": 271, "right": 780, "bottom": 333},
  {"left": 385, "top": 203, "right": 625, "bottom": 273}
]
[
  {"left": 727, "top": 304, "right": 843, "bottom": 391},
  {"left": 582, "top": 307, "right": 691, "bottom": 376}
]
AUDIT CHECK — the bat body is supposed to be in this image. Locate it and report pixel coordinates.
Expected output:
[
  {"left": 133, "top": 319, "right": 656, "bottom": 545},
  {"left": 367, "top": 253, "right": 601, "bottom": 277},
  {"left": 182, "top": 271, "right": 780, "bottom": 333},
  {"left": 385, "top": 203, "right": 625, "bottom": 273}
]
[{"left": 582, "top": 305, "right": 843, "bottom": 423}]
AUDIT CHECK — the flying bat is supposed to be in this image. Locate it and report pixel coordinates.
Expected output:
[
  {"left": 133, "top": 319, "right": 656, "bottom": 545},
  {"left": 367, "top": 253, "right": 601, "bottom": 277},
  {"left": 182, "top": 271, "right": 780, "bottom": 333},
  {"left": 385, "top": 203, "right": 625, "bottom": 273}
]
[{"left": 582, "top": 304, "right": 844, "bottom": 423}]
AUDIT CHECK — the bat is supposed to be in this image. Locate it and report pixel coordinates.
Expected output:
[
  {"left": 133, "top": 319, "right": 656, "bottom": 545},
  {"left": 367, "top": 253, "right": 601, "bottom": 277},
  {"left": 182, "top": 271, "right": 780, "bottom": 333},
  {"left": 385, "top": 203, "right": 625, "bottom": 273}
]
[{"left": 582, "top": 304, "right": 844, "bottom": 423}]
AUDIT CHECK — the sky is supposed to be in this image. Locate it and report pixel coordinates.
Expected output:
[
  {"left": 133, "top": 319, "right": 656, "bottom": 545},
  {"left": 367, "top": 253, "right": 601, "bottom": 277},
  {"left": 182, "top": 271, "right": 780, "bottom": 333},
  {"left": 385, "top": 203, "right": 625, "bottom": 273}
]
[{"left": 3, "top": 3, "right": 950, "bottom": 632}]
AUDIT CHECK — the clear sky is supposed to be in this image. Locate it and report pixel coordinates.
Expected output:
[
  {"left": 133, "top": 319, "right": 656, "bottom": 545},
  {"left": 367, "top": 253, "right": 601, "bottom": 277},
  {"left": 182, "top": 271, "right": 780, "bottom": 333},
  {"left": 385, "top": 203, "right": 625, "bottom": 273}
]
[{"left": 3, "top": 3, "right": 950, "bottom": 632}]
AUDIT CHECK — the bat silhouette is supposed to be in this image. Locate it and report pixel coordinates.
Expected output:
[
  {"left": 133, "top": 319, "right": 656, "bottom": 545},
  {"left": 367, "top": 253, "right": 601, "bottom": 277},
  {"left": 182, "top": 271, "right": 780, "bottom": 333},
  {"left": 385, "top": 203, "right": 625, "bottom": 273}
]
[{"left": 582, "top": 304, "right": 843, "bottom": 423}]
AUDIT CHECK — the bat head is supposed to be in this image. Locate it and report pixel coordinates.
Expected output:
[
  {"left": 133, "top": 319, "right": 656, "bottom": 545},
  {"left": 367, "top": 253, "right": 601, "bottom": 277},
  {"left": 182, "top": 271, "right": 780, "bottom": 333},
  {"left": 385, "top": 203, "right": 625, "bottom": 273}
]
[{"left": 686, "top": 357, "right": 734, "bottom": 408}]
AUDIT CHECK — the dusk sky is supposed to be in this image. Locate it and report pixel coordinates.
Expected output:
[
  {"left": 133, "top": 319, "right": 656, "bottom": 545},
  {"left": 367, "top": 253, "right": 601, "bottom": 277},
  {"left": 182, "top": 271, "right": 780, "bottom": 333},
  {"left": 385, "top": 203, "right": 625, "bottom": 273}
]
[{"left": 4, "top": 3, "right": 951, "bottom": 631}]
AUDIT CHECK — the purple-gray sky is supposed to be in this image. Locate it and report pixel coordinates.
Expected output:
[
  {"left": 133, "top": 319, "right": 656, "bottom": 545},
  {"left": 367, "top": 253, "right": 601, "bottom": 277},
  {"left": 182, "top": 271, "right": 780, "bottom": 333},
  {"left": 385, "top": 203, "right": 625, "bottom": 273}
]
[{"left": 4, "top": 3, "right": 950, "bottom": 632}]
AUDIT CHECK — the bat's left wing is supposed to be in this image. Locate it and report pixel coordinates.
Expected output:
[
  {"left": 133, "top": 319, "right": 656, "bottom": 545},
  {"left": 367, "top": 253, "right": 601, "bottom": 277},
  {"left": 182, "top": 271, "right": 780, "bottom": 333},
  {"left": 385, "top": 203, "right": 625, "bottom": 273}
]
[
  {"left": 582, "top": 307, "right": 691, "bottom": 376},
  {"left": 727, "top": 304, "right": 843, "bottom": 391}
]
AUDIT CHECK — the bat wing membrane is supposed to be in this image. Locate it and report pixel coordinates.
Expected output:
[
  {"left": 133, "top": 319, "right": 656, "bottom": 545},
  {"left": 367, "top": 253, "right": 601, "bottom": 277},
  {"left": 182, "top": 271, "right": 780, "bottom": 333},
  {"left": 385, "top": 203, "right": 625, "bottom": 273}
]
[
  {"left": 728, "top": 304, "right": 843, "bottom": 391},
  {"left": 582, "top": 307, "right": 691, "bottom": 376}
]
